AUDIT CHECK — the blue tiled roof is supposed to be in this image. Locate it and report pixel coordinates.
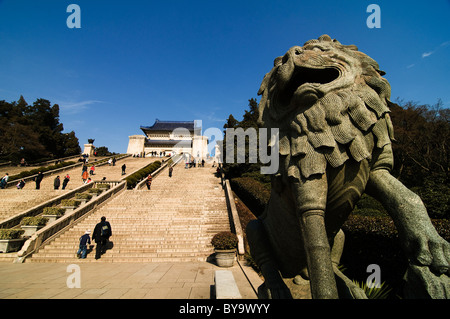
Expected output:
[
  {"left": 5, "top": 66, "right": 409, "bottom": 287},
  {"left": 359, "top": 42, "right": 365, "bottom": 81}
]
[
  {"left": 141, "top": 119, "right": 195, "bottom": 132},
  {"left": 144, "top": 139, "right": 192, "bottom": 146}
]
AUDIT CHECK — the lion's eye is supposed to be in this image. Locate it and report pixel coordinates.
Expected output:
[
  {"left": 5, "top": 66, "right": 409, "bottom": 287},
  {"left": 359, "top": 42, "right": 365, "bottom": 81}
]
[{"left": 312, "top": 47, "right": 324, "bottom": 52}]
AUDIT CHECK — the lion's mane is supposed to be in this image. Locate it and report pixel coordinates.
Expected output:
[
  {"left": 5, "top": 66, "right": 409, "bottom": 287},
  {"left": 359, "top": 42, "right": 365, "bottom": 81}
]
[{"left": 258, "top": 35, "right": 395, "bottom": 180}]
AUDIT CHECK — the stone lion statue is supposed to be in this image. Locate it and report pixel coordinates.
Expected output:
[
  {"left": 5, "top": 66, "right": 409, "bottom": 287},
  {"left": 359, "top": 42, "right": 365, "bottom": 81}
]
[{"left": 247, "top": 34, "right": 450, "bottom": 299}]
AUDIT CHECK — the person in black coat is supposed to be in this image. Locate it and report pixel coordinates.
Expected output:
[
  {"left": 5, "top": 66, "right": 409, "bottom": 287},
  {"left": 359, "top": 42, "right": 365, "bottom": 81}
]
[
  {"left": 62, "top": 174, "right": 70, "bottom": 190},
  {"left": 92, "top": 216, "right": 112, "bottom": 259},
  {"left": 54, "top": 176, "right": 61, "bottom": 190},
  {"left": 35, "top": 171, "right": 44, "bottom": 189}
]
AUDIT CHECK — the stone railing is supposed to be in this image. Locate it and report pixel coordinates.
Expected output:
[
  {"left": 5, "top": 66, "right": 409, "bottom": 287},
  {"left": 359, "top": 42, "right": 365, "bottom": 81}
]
[
  {"left": 30, "top": 154, "right": 83, "bottom": 167},
  {"left": 14, "top": 181, "right": 127, "bottom": 263},
  {"left": 0, "top": 182, "right": 96, "bottom": 229},
  {"left": 0, "top": 161, "right": 12, "bottom": 167},
  {"left": 134, "top": 154, "right": 182, "bottom": 190},
  {"left": 223, "top": 179, "right": 245, "bottom": 258},
  {"left": 134, "top": 163, "right": 167, "bottom": 191}
]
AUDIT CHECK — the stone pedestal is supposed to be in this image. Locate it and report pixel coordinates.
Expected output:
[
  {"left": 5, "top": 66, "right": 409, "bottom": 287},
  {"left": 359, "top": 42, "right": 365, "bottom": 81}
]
[{"left": 83, "top": 144, "right": 95, "bottom": 157}]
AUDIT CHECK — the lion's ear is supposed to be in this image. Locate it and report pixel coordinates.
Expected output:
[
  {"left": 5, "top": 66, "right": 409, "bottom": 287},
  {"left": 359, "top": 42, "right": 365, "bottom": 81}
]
[{"left": 274, "top": 56, "right": 283, "bottom": 67}]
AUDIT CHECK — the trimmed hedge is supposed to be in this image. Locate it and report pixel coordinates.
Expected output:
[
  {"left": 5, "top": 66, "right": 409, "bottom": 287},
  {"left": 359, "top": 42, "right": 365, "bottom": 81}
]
[
  {"left": 96, "top": 183, "right": 110, "bottom": 189},
  {"left": 88, "top": 188, "right": 103, "bottom": 194},
  {"left": 125, "top": 161, "right": 161, "bottom": 189},
  {"left": 0, "top": 229, "right": 25, "bottom": 240},
  {"left": 75, "top": 193, "right": 92, "bottom": 200},
  {"left": 230, "top": 177, "right": 270, "bottom": 217},
  {"left": 9, "top": 161, "right": 76, "bottom": 181},
  {"left": 43, "top": 207, "right": 65, "bottom": 216},
  {"left": 21, "top": 216, "right": 48, "bottom": 226},
  {"left": 60, "top": 199, "right": 81, "bottom": 207},
  {"left": 233, "top": 194, "right": 257, "bottom": 252}
]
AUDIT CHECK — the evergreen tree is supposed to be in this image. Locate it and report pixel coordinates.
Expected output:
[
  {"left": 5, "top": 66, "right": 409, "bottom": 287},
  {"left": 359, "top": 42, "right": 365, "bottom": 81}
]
[
  {"left": 0, "top": 96, "right": 81, "bottom": 163},
  {"left": 222, "top": 98, "right": 268, "bottom": 182}
]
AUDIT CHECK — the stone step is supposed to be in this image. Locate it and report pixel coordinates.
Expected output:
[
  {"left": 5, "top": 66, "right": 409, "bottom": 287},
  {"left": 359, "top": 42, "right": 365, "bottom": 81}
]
[
  {"left": 47, "top": 242, "right": 217, "bottom": 249},
  {"left": 35, "top": 246, "right": 212, "bottom": 257},
  {"left": 28, "top": 256, "right": 209, "bottom": 263},
  {"left": 28, "top": 164, "right": 231, "bottom": 263}
]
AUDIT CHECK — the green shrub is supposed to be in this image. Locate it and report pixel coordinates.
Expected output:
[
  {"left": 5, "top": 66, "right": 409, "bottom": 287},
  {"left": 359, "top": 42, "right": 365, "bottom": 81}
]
[
  {"left": 75, "top": 193, "right": 92, "bottom": 200},
  {"left": 211, "top": 231, "right": 238, "bottom": 250},
  {"left": 21, "top": 216, "right": 48, "bottom": 226},
  {"left": 430, "top": 218, "right": 450, "bottom": 242},
  {"left": 96, "top": 183, "right": 110, "bottom": 189},
  {"left": 0, "top": 229, "right": 25, "bottom": 240},
  {"left": 230, "top": 177, "right": 270, "bottom": 217},
  {"left": 60, "top": 199, "right": 80, "bottom": 207},
  {"left": 126, "top": 161, "right": 161, "bottom": 189},
  {"left": 42, "top": 207, "right": 65, "bottom": 216},
  {"left": 353, "top": 194, "right": 388, "bottom": 217},
  {"left": 9, "top": 161, "right": 76, "bottom": 181},
  {"left": 241, "top": 171, "right": 271, "bottom": 189},
  {"left": 88, "top": 188, "right": 102, "bottom": 194},
  {"left": 125, "top": 176, "right": 138, "bottom": 189},
  {"left": 411, "top": 175, "right": 450, "bottom": 219},
  {"left": 352, "top": 280, "right": 394, "bottom": 299}
]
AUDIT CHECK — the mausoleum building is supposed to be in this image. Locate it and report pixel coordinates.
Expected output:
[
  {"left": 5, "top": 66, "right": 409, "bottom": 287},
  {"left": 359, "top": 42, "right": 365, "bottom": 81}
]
[{"left": 127, "top": 119, "right": 208, "bottom": 159}]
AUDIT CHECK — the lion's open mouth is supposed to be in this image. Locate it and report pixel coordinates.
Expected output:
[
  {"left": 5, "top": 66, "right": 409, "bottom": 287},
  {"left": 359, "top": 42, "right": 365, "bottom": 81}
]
[{"left": 283, "top": 66, "right": 340, "bottom": 104}]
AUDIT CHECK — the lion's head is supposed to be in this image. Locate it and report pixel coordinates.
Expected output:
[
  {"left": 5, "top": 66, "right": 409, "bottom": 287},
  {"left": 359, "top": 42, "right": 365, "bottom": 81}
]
[{"left": 258, "top": 34, "right": 395, "bottom": 180}]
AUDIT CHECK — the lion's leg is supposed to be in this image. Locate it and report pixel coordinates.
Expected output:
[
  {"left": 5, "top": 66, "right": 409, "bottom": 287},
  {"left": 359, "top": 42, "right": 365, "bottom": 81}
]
[
  {"left": 366, "top": 169, "right": 450, "bottom": 298},
  {"left": 292, "top": 175, "right": 339, "bottom": 299},
  {"left": 367, "top": 169, "right": 449, "bottom": 274}
]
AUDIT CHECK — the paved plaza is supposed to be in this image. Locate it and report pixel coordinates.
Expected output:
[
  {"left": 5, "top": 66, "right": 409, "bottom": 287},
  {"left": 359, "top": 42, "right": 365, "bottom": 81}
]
[{"left": 0, "top": 261, "right": 261, "bottom": 299}]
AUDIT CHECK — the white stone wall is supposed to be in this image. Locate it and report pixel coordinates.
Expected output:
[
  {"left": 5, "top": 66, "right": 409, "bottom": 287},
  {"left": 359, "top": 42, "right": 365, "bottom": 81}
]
[
  {"left": 127, "top": 135, "right": 146, "bottom": 156},
  {"left": 192, "top": 136, "right": 208, "bottom": 160}
]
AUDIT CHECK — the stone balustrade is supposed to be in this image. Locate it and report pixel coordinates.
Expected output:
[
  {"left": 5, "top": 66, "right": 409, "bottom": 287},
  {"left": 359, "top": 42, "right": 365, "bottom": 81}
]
[
  {"left": 5, "top": 154, "right": 131, "bottom": 189},
  {"left": 0, "top": 182, "right": 95, "bottom": 229},
  {"left": 15, "top": 180, "right": 127, "bottom": 263}
]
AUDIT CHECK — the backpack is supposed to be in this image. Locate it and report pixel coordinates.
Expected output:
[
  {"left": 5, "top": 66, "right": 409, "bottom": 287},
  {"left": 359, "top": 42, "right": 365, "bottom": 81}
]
[{"left": 101, "top": 223, "right": 109, "bottom": 237}]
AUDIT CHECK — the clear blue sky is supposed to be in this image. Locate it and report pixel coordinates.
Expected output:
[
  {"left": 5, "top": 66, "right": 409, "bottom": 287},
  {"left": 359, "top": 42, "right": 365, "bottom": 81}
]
[{"left": 1, "top": 0, "right": 449, "bottom": 153}]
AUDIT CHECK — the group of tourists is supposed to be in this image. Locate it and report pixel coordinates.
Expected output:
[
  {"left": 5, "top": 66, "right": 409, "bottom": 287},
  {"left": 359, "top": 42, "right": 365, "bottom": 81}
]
[
  {"left": 148, "top": 151, "right": 166, "bottom": 157},
  {"left": 82, "top": 164, "right": 95, "bottom": 184},
  {"left": 0, "top": 169, "right": 73, "bottom": 191},
  {"left": 185, "top": 158, "right": 205, "bottom": 169}
]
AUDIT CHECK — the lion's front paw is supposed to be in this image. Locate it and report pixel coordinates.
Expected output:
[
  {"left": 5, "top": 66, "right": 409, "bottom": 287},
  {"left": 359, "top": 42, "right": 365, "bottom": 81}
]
[
  {"left": 403, "top": 264, "right": 450, "bottom": 299},
  {"left": 407, "top": 230, "right": 450, "bottom": 276}
]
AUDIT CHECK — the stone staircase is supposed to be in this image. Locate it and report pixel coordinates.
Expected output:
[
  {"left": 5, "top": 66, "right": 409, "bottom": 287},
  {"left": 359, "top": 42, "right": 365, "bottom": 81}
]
[{"left": 28, "top": 163, "right": 231, "bottom": 263}]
